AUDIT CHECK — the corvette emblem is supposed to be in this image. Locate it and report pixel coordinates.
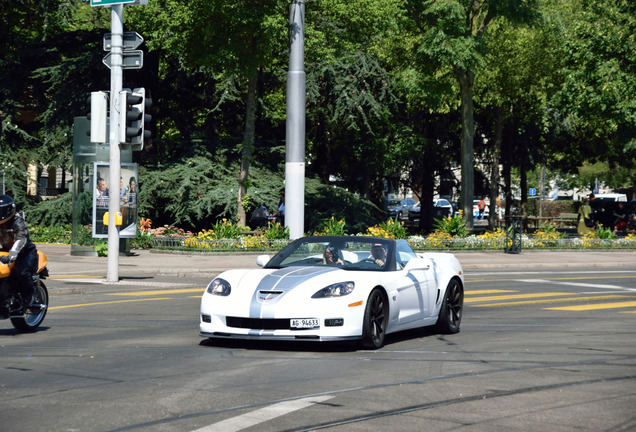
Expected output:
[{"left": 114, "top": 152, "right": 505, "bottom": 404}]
[{"left": 257, "top": 290, "right": 282, "bottom": 302}]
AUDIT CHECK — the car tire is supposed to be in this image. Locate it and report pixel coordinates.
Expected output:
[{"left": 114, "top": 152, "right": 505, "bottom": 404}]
[
  {"left": 435, "top": 278, "right": 463, "bottom": 334},
  {"left": 361, "top": 288, "right": 388, "bottom": 349}
]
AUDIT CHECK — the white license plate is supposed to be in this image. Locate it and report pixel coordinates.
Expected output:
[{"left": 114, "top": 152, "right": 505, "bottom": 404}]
[{"left": 290, "top": 318, "right": 319, "bottom": 329}]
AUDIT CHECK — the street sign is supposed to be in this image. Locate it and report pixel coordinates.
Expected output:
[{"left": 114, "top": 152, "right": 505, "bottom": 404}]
[
  {"left": 102, "top": 50, "right": 143, "bottom": 70},
  {"left": 529, "top": 188, "right": 536, "bottom": 196},
  {"left": 90, "top": 0, "right": 135, "bottom": 6},
  {"left": 103, "top": 31, "right": 144, "bottom": 51}
]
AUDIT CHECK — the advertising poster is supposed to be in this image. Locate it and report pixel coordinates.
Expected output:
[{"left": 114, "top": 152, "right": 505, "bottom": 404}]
[{"left": 92, "top": 162, "right": 139, "bottom": 238}]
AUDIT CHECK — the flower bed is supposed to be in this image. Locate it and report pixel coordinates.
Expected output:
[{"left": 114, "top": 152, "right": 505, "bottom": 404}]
[
  {"left": 408, "top": 235, "right": 636, "bottom": 251},
  {"left": 152, "top": 236, "right": 289, "bottom": 252},
  {"left": 151, "top": 232, "right": 636, "bottom": 252},
  {"left": 30, "top": 218, "right": 636, "bottom": 253}
]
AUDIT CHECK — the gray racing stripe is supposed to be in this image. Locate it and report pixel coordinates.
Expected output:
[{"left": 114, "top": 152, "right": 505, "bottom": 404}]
[{"left": 249, "top": 267, "right": 338, "bottom": 318}]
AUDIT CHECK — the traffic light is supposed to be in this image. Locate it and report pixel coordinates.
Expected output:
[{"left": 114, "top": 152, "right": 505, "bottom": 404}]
[
  {"left": 135, "top": 87, "right": 152, "bottom": 151},
  {"left": 119, "top": 87, "right": 151, "bottom": 151},
  {"left": 88, "top": 91, "right": 108, "bottom": 143}
]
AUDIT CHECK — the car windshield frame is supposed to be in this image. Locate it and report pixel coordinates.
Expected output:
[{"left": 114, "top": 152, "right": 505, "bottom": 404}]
[{"left": 265, "top": 236, "right": 398, "bottom": 272}]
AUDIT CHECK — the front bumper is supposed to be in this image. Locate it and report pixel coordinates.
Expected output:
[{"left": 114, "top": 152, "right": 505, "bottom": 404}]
[{"left": 199, "top": 313, "right": 364, "bottom": 342}]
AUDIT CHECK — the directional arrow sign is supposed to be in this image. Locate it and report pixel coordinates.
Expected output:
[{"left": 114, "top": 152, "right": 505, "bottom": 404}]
[
  {"left": 104, "top": 31, "right": 144, "bottom": 51},
  {"left": 102, "top": 50, "right": 143, "bottom": 70}
]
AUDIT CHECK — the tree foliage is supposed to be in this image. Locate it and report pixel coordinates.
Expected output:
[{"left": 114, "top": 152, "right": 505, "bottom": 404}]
[
  {"left": 551, "top": 0, "right": 636, "bottom": 176},
  {"left": 2, "top": 0, "right": 634, "bottom": 235}
]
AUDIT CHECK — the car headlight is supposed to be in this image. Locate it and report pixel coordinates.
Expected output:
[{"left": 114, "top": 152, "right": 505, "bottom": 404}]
[
  {"left": 206, "top": 278, "right": 231, "bottom": 296},
  {"left": 312, "top": 281, "right": 354, "bottom": 298}
]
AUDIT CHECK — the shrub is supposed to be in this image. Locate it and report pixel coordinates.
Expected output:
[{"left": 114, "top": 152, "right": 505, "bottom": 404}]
[
  {"left": 29, "top": 224, "right": 72, "bottom": 244},
  {"left": 433, "top": 213, "right": 467, "bottom": 237},
  {"left": 130, "top": 230, "right": 154, "bottom": 249},
  {"left": 95, "top": 242, "right": 108, "bottom": 257},
  {"left": 594, "top": 225, "right": 617, "bottom": 239},
  {"left": 74, "top": 224, "right": 99, "bottom": 246},
  {"left": 425, "top": 231, "right": 454, "bottom": 248},
  {"left": 265, "top": 222, "right": 289, "bottom": 239},
  {"left": 532, "top": 223, "right": 566, "bottom": 248},
  {"left": 366, "top": 218, "right": 407, "bottom": 239},
  {"left": 139, "top": 157, "right": 286, "bottom": 231},
  {"left": 150, "top": 225, "right": 192, "bottom": 237},
  {"left": 25, "top": 193, "right": 74, "bottom": 226},
  {"left": 304, "top": 180, "right": 383, "bottom": 234},
  {"left": 314, "top": 217, "right": 347, "bottom": 236},
  {"left": 211, "top": 218, "right": 246, "bottom": 239}
]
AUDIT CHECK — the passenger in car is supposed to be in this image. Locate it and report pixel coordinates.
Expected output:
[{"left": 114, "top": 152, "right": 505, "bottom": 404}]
[{"left": 323, "top": 245, "right": 344, "bottom": 265}]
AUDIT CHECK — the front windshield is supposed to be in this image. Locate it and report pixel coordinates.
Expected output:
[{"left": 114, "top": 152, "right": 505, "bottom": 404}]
[{"left": 266, "top": 237, "right": 395, "bottom": 271}]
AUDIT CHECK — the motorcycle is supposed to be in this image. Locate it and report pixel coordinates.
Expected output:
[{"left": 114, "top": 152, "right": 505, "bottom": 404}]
[{"left": 0, "top": 250, "right": 49, "bottom": 331}]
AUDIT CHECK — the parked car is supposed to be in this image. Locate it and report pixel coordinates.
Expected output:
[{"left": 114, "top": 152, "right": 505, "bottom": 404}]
[
  {"left": 451, "top": 201, "right": 460, "bottom": 216},
  {"left": 199, "top": 235, "right": 464, "bottom": 349},
  {"left": 387, "top": 198, "right": 416, "bottom": 220},
  {"left": 408, "top": 202, "right": 420, "bottom": 221},
  {"left": 398, "top": 200, "right": 420, "bottom": 220},
  {"left": 593, "top": 193, "right": 627, "bottom": 202},
  {"left": 434, "top": 199, "right": 453, "bottom": 218},
  {"left": 408, "top": 200, "right": 453, "bottom": 222}
]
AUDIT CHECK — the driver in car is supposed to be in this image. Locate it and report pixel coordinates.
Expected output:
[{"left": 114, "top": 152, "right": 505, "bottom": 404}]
[{"left": 370, "top": 243, "right": 387, "bottom": 267}]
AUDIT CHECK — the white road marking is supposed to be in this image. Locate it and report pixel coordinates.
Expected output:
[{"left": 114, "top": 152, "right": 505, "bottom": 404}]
[
  {"left": 472, "top": 270, "right": 636, "bottom": 276},
  {"left": 550, "top": 281, "right": 636, "bottom": 291},
  {"left": 52, "top": 278, "right": 194, "bottom": 288},
  {"left": 190, "top": 395, "right": 334, "bottom": 432},
  {"left": 516, "top": 279, "right": 636, "bottom": 292}
]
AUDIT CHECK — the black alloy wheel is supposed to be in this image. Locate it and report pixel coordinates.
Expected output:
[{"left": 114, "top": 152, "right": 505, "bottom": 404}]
[
  {"left": 361, "top": 288, "right": 388, "bottom": 349},
  {"left": 436, "top": 278, "right": 463, "bottom": 334}
]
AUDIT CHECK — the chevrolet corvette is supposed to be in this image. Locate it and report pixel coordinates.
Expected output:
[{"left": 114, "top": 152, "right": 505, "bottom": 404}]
[{"left": 200, "top": 236, "right": 464, "bottom": 349}]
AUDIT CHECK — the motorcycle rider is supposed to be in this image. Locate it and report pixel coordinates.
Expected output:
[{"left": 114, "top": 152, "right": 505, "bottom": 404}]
[{"left": 0, "top": 195, "right": 38, "bottom": 310}]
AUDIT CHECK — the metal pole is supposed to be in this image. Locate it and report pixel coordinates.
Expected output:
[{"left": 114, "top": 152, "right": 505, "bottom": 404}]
[
  {"left": 286, "top": 0, "right": 306, "bottom": 239},
  {"left": 107, "top": 4, "right": 123, "bottom": 282},
  {"left": 539, "top": 165, "right": 545, "bottom": 218}
]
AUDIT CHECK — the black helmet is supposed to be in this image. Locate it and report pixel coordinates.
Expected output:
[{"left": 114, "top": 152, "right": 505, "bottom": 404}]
[{"left": 0, "top": 195, "right": 16, "bottom": 225}]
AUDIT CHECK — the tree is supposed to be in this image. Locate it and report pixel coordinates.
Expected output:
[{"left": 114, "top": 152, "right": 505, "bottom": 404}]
[
  {"left": 304, "top": 0, "right": 405, "bottom": 205},
  {"left": 403, "top": 0, "right": 539, "bottom": 229},
  {"left": 476, "top": 11, "right": 562, "bottom": 227},
  {"left": 550, "top": 0, "right": 636, "bottom": 196},
  {"left": 0, "top": 0, "right": 108, "bottom": 202},
  {"left": 305, "top": 51, "right": 397, "bottom": 203},
  {"left": 154, "top": 0, "right": 288, "bottom": 226}
]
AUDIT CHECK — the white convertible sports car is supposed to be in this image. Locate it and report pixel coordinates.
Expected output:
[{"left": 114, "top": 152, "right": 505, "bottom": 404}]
[{"left": 200, "top": 236, "right": 464, "bottom": 349}]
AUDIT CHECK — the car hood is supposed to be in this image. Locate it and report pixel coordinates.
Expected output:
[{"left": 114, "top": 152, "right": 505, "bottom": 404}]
[
  {"left": 220, "top": 266, "right": 348, "bottom": 318},
  {"left": 254, "top": 266, "right": 340, "bottom": 292}
]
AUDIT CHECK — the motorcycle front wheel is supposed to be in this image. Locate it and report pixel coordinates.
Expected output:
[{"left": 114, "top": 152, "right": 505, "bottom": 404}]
[{"left": 11, "top": 281, "right": 48, "bottom": 332}]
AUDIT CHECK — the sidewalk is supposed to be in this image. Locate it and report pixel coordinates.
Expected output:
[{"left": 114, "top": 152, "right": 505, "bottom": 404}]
[{"left": 37, "top": 243, "right": 636, "bottom": 280}]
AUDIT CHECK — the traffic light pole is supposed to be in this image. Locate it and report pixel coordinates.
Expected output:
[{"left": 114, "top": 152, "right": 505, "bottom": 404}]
[{"left": 107, "top": 4, "right": 123, "bottom": 282}]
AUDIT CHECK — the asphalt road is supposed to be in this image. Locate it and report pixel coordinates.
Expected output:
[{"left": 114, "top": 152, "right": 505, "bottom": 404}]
[{"left": 1, "top": 267, "right": 635, "bottom": 432}]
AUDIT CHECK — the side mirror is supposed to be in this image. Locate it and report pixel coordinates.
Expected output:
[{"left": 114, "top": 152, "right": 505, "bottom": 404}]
[{"left": 256, "top": 255, "right": 271, "bottom": 267}]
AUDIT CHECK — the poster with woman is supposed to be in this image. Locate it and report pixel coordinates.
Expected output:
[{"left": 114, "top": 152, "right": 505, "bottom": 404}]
[{"left": 92, "top": 162, "right": 139, "bottom": 238}]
